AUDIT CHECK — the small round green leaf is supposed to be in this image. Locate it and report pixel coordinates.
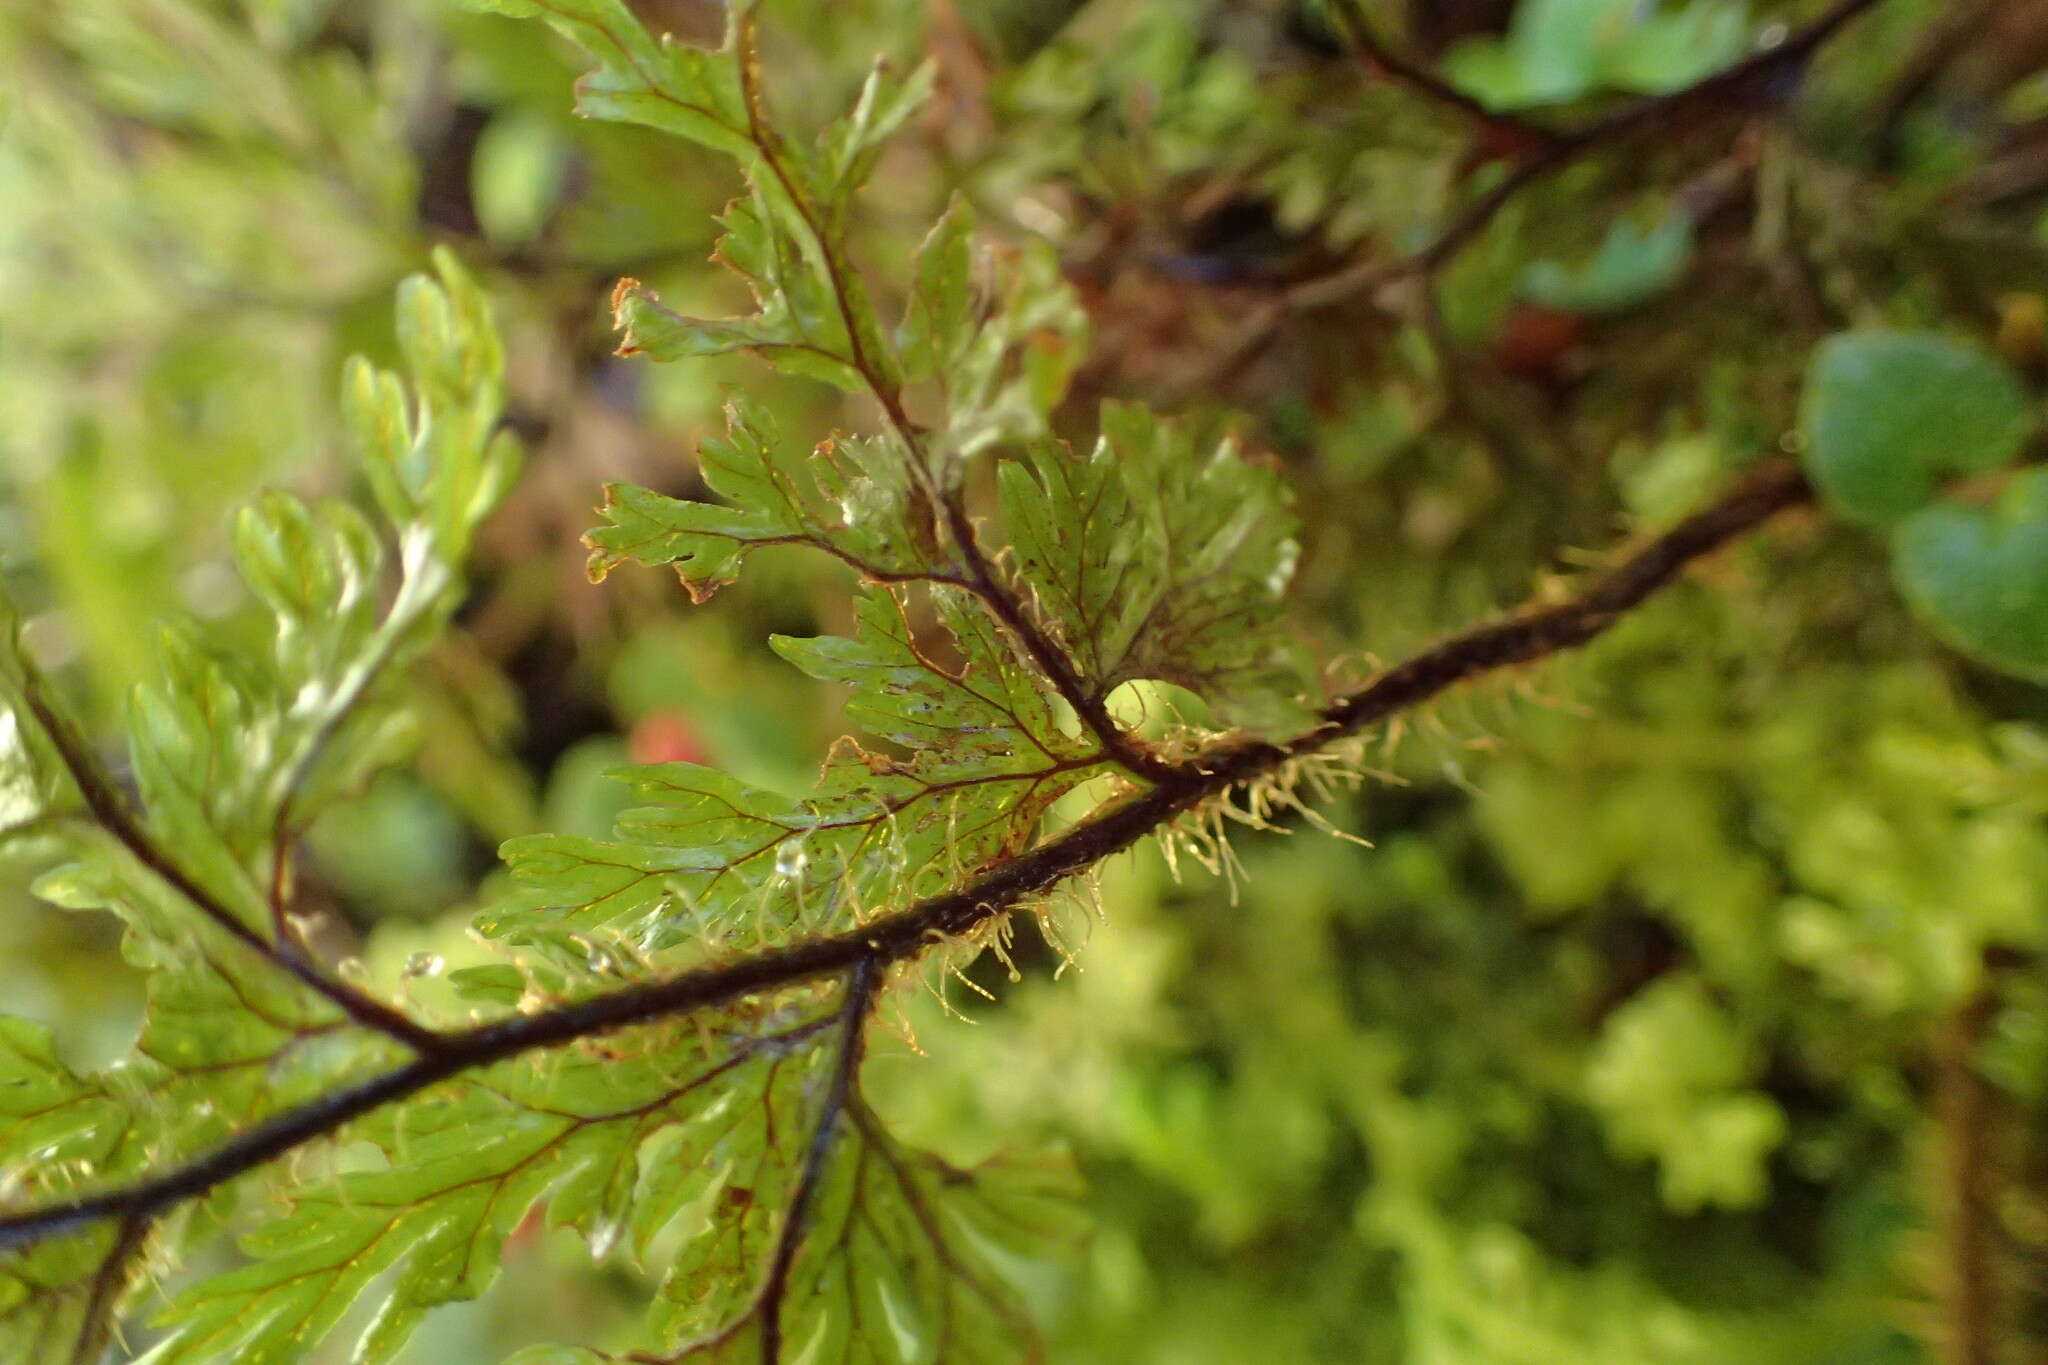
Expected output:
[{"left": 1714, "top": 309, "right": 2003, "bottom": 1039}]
[
  {"left": 1893, "top": 467, "right": 2048, "bottom": 681},
  {"left": 1799, "top": 331, "right": 2032, "bottom": 526}
]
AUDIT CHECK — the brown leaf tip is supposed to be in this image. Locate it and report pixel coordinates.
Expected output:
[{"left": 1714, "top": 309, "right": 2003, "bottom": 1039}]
[{"left": 610, "top": 277, "right": 648, "bottom": 356}]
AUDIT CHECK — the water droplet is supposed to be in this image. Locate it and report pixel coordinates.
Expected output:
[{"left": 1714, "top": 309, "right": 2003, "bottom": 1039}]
[
  {"left": 773, "top": 840, "right": 809, "bottom": 880},
  {"left": 587, "top": 949, "right": 616, "bottom": 975},
  {"left": 839, "top": 479, "right": 889, "bottom": 529},
  {"left": 403, "top": 952, "right": 445, "bottom": 978},
  {"left": 1266, "top": 541, "right": 1300, "bottom": 598},
  {"left": 336, "top": 957, "right": 369, "bottom": 984},
  {"left": 587, "top": 1219, "right": 621, "bottom": 1259}
]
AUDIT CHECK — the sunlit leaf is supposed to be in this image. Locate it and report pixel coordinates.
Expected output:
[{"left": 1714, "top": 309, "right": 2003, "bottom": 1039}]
[
  {"left": 999, "top": 403, "right": 1308, "bottom": 731},
  {"left": 585, "top": 396, "right": 931, "bottom": 601}
]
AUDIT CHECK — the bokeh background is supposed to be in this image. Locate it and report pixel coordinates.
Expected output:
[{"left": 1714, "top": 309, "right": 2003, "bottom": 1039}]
[{"left": 5, "top": 0, "right": 2048, "bottom": 1359}]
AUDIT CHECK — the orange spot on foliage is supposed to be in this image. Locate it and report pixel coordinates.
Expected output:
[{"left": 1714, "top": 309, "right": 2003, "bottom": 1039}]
[{"left": 631, "top": 708, "right": 710, "bottom": 765}]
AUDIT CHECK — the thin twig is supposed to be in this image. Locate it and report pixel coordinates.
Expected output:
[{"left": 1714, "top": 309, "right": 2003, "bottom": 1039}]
[
  {"left": 756, "top": 957, "right": 877, "bottom": 1363},
  {"left": 623, "top": 961, "right": 879, "bottom": 1365},
  {"left": 11, "top": 672, "right": 444, "bottom": 1055},
  {"left": 1325, "top": 0, "right": 1560, "bottom": 150},
  {"left": 1294, "top": 0, "right": 1883, "bottom": 311},
  {"left": 0, "top": 461, "right": 1810, "bottom": 1256},
  {"left": 1934, "top": 985, "right": 2000, "bottom": 1365},
  {"left": 66, "top": 1212, "right": 148, "bottom": 1365},
  {"left": 1166, "top": 0, "right": 1890, "bottom": 403}
]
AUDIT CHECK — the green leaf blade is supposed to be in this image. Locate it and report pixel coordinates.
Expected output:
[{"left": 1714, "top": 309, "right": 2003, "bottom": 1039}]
[
  {"left": 1800, "top": 331, "right": 2034, "bottom": 527},
  {"left": 1001, "top": 404, "right": 1309, "bottom": 732},
  {"left": 584, "top": 399, "right": 931, "bottom": 599},
  {"left": 1893, "top": 467, "right": 2048, "bottom": 682}
]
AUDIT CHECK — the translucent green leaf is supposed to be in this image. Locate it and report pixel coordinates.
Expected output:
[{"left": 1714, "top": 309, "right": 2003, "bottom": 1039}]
[
  {"left": 896, "top": 197, "right": 975, "bottom": 385},
  {"left": 20, "top": 252, "right": 516, "bottom": 969},
  {"left": 0, "top": 958, "right": 386, "bottom": 1346},
  {"left": 145, "top": 1022, "right": 833, "bottom": 1365},
  {"left": 447, "top": 964, "right": 529, "bottom": 1010},
  {"left": 812, "top": 58, "right": 936, "bottom": 217},
  {"left": 1, "top": 935, "right": 382, "bottom": 1177},
  {"left": 585, "top": 396, "right": 930, "bottom": 600},
  {"left": 3, "top": 252, "right": 512, "bottom": 1357},
  {"left": 355, "top": 249, "right": 521, "bottom": 561},
  {"left": 487, "top": 580, "right": 1102, "bottom": 953},
  {"left": 612, "top": 187, "right": 884, "bottom": 394},
  {"left": 649, "top": 1111, "right": 1084, "bottom": 1362},
  {"left": 1892, "top": 467, "right": 2048, "bottom": 681},
  {"left": 770, "top": 586, "right": 1092, "bottom": 779},
  {"left": 1799, "top": 331, "right": 2033, "bottom": 527},
  {"left": 900, "top": 197, "right": 1089, "bottom": 461},
  {"left": 998, "top": 403, "right": 1309, "bottom": 731},
  {"left": 484, "top": 758, "right": 883, "bottom": 955},
  {"left": 0, "top": 1221, "right": 130, "bottom": 1362},
  {"left": 463, "top": 1, "right": 917, "bottom": 405},
  {"left": 490, "top": 748, "right": 1098, "bottom": 960},
  {"left": 0, "top": 1018, "right": 124, "bottom": 1199},
  {"left": 489, "top": 830, "right": 715, "bottom": 949},
  {"left": 459, "top": 0, "right": 752, "bottom": 158}
]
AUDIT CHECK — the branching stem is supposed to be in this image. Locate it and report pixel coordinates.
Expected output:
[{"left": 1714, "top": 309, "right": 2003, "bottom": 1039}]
[
  {"left": 1191, "top": 0, "right": 1883, "bottom": 391},
  {"left": 938, "top": 496, "right": 1178, "bottom": 783},
  {"left": 756, "top": 956, "right": 877, "bottom": 1363},
  {"left": 1324, "top": 0, "right": 1560, "bottom": 150},
  {"left": 11, "top": 672, "right": 444, "bottom": 1056},
  {"left": 0, "top": 461, "right": 1810, "bottom": 1254},
  {"left": 67, "top": 1212, "right": 148, "bottom": 1365},
  {"left": 1294, "top": 0, "right": 1883, "bottom": 309},
  {"left": 730, "top": 11, "right": 1162, "bottom": 784}
]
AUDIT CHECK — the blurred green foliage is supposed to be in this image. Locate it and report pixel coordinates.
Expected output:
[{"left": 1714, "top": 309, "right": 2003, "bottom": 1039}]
[{"left": 3, "top": 0, "right": 2048, "bottom": 1360}]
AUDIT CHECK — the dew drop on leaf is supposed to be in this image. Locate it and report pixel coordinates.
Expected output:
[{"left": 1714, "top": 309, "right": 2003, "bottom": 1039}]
[
  {"left": 774, "top": 839, "right": 809, "bottom": 880},
  {"left": 403, "top": 951, "right": 445, "bottom": 978},
  {"left": 1266, "top": 540, "right": 1299, "bottom": 598}
]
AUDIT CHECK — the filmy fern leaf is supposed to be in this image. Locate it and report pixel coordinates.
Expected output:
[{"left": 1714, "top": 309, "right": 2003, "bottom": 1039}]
[
  {"left": 2, "top": 2, "right": 1317, "bottom": 1361},
  {"left": 0, "top": 249, "right": 514, "bottom": 1356},
  {"left": 586, "top": 396, "right": 932, "bottom": 602},
  {"left": 141, "top": 1008, "right": 835, "bottom": 1365},
  {"left": 486, "top": 581, "right": 1106, "bottom": 961},
  {"left": 999, "top": 402, "right": 1309, "bottom": 732}
]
